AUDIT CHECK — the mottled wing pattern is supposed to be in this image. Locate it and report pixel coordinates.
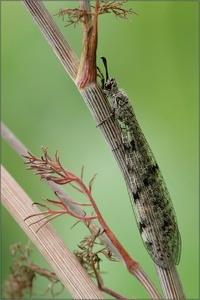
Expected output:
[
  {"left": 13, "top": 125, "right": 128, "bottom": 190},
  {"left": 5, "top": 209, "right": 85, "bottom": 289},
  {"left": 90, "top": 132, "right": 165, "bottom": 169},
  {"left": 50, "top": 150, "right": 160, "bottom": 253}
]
[{"left": 103, "top": 77, "right": 181, "bottom": 269}]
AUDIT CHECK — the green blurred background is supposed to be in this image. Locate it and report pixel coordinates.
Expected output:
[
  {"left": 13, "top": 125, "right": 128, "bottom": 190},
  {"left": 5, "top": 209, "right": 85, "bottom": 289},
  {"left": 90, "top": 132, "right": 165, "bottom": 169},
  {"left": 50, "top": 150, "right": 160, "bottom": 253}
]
[{"left": 1, "top": 1, "right": 198, "bottom": 299}]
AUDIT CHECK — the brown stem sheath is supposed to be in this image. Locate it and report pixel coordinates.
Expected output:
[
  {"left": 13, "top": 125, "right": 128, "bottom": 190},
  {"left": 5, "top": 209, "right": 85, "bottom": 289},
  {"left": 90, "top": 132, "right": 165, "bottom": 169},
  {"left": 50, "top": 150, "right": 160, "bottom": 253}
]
[{"left": 76, "top": 1, "right": 99, "bottom": 88}]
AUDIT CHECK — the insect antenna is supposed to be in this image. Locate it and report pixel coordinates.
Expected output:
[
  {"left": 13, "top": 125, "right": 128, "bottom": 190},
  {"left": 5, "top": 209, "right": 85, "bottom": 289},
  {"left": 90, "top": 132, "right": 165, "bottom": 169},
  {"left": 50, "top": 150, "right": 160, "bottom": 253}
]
[{"left": 100, "top": 56, "right": 109, "bottom": 81}]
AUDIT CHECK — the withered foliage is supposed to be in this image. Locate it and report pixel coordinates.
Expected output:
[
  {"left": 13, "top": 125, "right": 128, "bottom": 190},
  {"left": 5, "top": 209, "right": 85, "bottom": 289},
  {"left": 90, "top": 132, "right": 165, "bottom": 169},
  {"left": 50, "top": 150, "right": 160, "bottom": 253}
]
[
  {"left": 55, "top": 1, "right": 138, "bottom": 27},
  {"left": 2, "top": 243, "right": 63, "bottom": 299},
  {"left": 74, "top": 230, "right": 117, "bottom": 278}
]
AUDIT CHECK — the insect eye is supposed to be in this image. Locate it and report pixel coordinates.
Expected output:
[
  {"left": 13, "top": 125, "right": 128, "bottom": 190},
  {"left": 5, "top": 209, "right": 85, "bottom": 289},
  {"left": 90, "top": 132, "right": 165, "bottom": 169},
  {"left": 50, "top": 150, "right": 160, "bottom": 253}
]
[{"left": 107, "top": 77, "right": 116, "bottom": 90}]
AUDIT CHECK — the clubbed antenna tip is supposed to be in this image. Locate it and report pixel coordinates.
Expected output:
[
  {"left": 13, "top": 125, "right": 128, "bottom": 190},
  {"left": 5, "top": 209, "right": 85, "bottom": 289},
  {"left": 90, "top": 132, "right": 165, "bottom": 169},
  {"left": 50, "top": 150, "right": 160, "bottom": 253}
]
[{"left": 100, "top": 56, "right": 109, "bottom": 81}]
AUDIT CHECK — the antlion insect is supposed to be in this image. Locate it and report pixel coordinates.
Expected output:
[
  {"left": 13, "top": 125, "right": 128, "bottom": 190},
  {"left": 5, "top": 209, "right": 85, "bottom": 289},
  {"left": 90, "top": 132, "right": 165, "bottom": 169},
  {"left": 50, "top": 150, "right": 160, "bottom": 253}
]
[{"left": 98, "top": 56, "right": 181, "bottom": 269}]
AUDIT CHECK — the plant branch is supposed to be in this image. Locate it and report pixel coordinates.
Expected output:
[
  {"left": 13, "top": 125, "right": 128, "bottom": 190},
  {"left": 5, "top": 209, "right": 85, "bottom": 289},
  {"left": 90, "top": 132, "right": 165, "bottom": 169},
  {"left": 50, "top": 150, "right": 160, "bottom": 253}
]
[
  {"left": 1, "top": 165, "right": 104, "bottom": 299},
  {"left": 1, "top": 122, "right": 123, "bottom": 261},
  {"left": 4, "top": 0, "right": 185, "bottom": 298},
  {"left": 1, "top": 123, "right": 161, "bottom": 299},
  {"left": 23, "top": 146, "right": 162, "bottom": 299},
  {"left": 22, "top": 0, "right": 79, "bottom": 81}
]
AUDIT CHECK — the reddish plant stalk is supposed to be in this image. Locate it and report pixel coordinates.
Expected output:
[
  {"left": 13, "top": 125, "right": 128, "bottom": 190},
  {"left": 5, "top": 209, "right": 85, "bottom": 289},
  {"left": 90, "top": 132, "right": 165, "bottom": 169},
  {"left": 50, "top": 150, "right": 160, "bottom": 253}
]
[
  {"left": 23, "top": 148, "right": 162, "bottom": 299},
  {"left": 76, "top": 1, "right": 99, "bottom": 88}
]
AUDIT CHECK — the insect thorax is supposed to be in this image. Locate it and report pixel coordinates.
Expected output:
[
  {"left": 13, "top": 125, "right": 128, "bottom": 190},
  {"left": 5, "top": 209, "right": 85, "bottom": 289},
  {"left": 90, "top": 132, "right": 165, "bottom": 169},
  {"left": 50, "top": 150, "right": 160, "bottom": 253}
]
[{"left": 104, "top": 77, "right": 119, "bottom": 95}]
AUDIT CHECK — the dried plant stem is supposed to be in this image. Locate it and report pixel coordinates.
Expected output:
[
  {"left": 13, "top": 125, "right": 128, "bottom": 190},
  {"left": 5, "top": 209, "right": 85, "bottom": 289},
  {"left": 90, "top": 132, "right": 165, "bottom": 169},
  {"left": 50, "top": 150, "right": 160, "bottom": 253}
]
[
  {"left": 22, "top": 0, "right": 79, "bottom": 81},
  {"left": 5, "top": 0, "right": 184, "bottom": 298},
  {"left": 1, "top": 122, "right": 123, "bottom": 261},
  {"left": 2, "top": 123, "right": 161, "bottom": 299},
  {"left": 155, "top": 265, "right": 185, "bottom": 299},
  {"left": 79, "top": 82, "right": 185, "bottom": 300},
  {"left": 1, "top": 165, "right": 104, "bottom": 299},
  {"left": 23, "top": 148, "right": 163, "bottom": 299},
  {"left": 1, "top": 122, "right": 122, "bottom": 261}
]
